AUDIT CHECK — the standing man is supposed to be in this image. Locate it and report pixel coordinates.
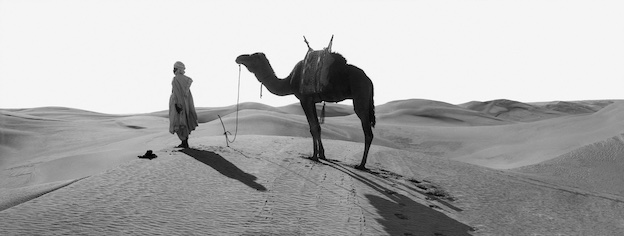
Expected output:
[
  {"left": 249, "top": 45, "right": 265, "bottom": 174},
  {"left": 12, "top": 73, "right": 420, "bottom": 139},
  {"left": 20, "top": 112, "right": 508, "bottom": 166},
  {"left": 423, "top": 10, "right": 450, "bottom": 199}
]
[{"left": 169, "top": 61, "right": 198, "bottom": 148}]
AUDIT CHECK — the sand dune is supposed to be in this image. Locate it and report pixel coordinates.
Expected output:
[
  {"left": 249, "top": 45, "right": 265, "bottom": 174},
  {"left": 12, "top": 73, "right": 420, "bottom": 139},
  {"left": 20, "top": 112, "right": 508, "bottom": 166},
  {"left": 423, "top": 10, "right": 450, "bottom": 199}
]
[
  {"left": 378, "top": 99, "right": 511, "bottom": 126},
  {"left": 448, "top": 100, "right": 624, "bottom": 169},
  {"left": 1, "top": 99, "right": 624, "bottom": 235},
  {"left": 514, "top": 134, "right": 624, "bottom": 197}
]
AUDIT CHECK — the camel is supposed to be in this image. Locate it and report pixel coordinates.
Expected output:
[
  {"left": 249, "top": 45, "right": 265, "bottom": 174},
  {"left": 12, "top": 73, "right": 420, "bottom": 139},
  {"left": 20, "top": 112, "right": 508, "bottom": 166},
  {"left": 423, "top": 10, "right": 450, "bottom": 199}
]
[{"left": 235, "top": 47, "right": 375, "bottom": 170}]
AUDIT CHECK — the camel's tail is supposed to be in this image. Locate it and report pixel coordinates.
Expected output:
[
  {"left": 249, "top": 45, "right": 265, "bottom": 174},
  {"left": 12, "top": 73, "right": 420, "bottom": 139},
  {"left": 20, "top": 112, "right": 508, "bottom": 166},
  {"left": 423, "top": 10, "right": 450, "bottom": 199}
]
[{"left": 370, "top": 85, "right": 376, "bottom": 128}]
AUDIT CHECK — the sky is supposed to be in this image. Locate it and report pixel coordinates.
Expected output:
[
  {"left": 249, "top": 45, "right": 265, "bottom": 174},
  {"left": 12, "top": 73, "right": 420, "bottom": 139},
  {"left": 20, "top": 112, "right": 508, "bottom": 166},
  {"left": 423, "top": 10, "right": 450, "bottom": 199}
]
[{"left": 1, "top": 0, "right": 623, "bottom": 114}]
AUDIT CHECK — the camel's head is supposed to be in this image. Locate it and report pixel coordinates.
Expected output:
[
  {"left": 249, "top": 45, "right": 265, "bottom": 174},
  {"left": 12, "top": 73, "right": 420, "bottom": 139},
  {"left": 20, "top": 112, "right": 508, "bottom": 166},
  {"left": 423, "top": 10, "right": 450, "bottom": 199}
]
[{"left": 235, "top": 52, "right": 269, "bottom": 74}]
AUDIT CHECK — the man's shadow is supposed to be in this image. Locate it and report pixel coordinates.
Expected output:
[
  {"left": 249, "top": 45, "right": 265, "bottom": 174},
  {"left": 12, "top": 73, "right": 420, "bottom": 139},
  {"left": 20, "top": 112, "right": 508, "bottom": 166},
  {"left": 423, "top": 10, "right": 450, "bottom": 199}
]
[{"left": 181, "top": 148, "right": 267, "bottom": 192}]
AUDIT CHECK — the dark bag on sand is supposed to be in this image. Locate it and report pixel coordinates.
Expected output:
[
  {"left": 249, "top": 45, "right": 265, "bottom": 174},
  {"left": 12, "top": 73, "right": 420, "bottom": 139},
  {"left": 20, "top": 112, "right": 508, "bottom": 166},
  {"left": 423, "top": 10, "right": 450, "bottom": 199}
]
[{"left": 138, "top": 150, "right": 157, "bottom": 160}]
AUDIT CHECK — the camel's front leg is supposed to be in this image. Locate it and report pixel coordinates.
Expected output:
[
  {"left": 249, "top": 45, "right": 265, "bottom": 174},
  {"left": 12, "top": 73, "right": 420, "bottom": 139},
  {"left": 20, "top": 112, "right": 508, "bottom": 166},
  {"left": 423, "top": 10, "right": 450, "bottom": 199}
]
[
  {"left": 317, "top": 136, "right": 326, "bottom": 160},
  {"left": 300, "top": 98, "right": 324, "bottom": 161},
  {"left": 313, "top": 103, "right": 326, "bottom": 160}
]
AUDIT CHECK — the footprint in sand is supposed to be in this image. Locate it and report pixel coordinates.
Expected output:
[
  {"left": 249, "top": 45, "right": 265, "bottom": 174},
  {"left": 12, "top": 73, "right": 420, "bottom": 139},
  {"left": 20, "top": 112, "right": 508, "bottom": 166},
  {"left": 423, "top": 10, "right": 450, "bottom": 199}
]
[
  {"left": 394, "top": 213, "right": 408, "bottom": 220},
  {"left": 429, "top": 204, "right": 442, "bottom": 210},
  {"left": 385, "top": 189, "right": 397, "bottom": 195}
]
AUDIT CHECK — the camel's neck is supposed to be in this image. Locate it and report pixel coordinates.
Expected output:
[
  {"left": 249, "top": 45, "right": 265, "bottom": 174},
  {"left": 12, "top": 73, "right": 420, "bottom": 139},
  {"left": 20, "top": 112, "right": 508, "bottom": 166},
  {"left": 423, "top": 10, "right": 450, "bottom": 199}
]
[{"left": 252, "top": 61, "right": 295, "bottom": 96}]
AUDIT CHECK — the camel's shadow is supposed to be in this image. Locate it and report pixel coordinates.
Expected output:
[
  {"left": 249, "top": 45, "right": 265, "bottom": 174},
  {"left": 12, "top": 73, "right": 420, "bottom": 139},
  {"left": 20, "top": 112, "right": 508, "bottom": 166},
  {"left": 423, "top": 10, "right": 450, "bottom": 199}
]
[
  {"left": 181, "top": 148, "right": 267, "bottom": 192},
  {"left": 323, "top": 159, "right": 474, "bottom": 235}
]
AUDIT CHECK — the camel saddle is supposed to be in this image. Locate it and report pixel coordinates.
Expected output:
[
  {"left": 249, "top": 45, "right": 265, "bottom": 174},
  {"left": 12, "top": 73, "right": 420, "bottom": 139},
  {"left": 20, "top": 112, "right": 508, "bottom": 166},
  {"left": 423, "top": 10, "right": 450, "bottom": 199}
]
[{"left": 299, "top": 36, "right": 335, "bottom": 94}]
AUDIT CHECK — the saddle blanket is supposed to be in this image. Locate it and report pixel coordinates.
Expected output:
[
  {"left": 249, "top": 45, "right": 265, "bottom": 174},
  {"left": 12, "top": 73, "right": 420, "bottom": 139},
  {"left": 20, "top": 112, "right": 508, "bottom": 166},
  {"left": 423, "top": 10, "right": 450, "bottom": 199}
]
[{"left": 300, "top": 49, "right": 334, "bottom": 94}]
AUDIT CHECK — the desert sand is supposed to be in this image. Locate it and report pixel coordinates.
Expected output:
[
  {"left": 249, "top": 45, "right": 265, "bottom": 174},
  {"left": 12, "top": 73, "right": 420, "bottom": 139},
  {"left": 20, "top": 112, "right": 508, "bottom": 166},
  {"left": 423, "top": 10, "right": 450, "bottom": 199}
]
[{"left": 1, "top": 99, "right": 624, "bottom": 235}]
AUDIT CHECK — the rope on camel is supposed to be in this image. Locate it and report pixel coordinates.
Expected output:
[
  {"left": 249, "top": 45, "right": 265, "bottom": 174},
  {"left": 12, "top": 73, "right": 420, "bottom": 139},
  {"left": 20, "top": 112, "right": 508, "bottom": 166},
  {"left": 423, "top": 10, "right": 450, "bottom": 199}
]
[{"left": 218, "top": 65, "right": 242, "bottom": 147}]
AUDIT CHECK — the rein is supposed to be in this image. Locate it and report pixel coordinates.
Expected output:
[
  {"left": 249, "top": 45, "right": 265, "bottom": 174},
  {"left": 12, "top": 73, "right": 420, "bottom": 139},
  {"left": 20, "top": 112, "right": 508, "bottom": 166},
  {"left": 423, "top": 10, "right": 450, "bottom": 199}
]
[{"left": 218, "top": 65, "right": 242, "bottom": 146}]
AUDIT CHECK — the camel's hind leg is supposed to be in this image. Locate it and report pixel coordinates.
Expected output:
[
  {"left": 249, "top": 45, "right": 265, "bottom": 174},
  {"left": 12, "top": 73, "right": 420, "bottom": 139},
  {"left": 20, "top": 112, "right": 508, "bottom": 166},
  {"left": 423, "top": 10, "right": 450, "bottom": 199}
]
[
  {"left": 353, "top": 99, "right": 374, "bottom": 170},
  {"left": 355, "top": 118, "right": 373, "bottom": 170}
]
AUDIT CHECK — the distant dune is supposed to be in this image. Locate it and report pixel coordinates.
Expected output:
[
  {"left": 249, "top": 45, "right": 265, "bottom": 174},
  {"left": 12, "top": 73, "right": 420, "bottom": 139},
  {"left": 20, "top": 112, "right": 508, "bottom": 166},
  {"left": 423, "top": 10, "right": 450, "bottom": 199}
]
[{"left": 1, "top": 99, "right": 624, "bottom": 235}]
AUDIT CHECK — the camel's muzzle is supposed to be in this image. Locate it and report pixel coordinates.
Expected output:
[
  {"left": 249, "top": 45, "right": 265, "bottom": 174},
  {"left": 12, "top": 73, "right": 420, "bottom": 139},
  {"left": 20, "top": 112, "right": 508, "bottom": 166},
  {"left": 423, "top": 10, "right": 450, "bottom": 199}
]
[{"left": 235, "top": 54, "right": 250, "bottom": 64}]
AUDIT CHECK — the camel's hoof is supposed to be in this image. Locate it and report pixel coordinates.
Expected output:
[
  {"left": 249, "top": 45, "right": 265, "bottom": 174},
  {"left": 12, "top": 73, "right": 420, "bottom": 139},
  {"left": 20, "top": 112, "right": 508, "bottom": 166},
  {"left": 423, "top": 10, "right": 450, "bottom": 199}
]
[{"left": 354, "top": 165, "right": 367, "bottom": 171}]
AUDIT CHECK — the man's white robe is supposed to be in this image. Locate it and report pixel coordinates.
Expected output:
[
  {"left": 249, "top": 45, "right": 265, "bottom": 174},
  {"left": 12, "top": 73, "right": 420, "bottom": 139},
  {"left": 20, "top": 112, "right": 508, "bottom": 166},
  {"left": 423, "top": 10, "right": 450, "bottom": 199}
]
[{"left": 169, "top": 74, "right": 198, "bottom": 139}]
